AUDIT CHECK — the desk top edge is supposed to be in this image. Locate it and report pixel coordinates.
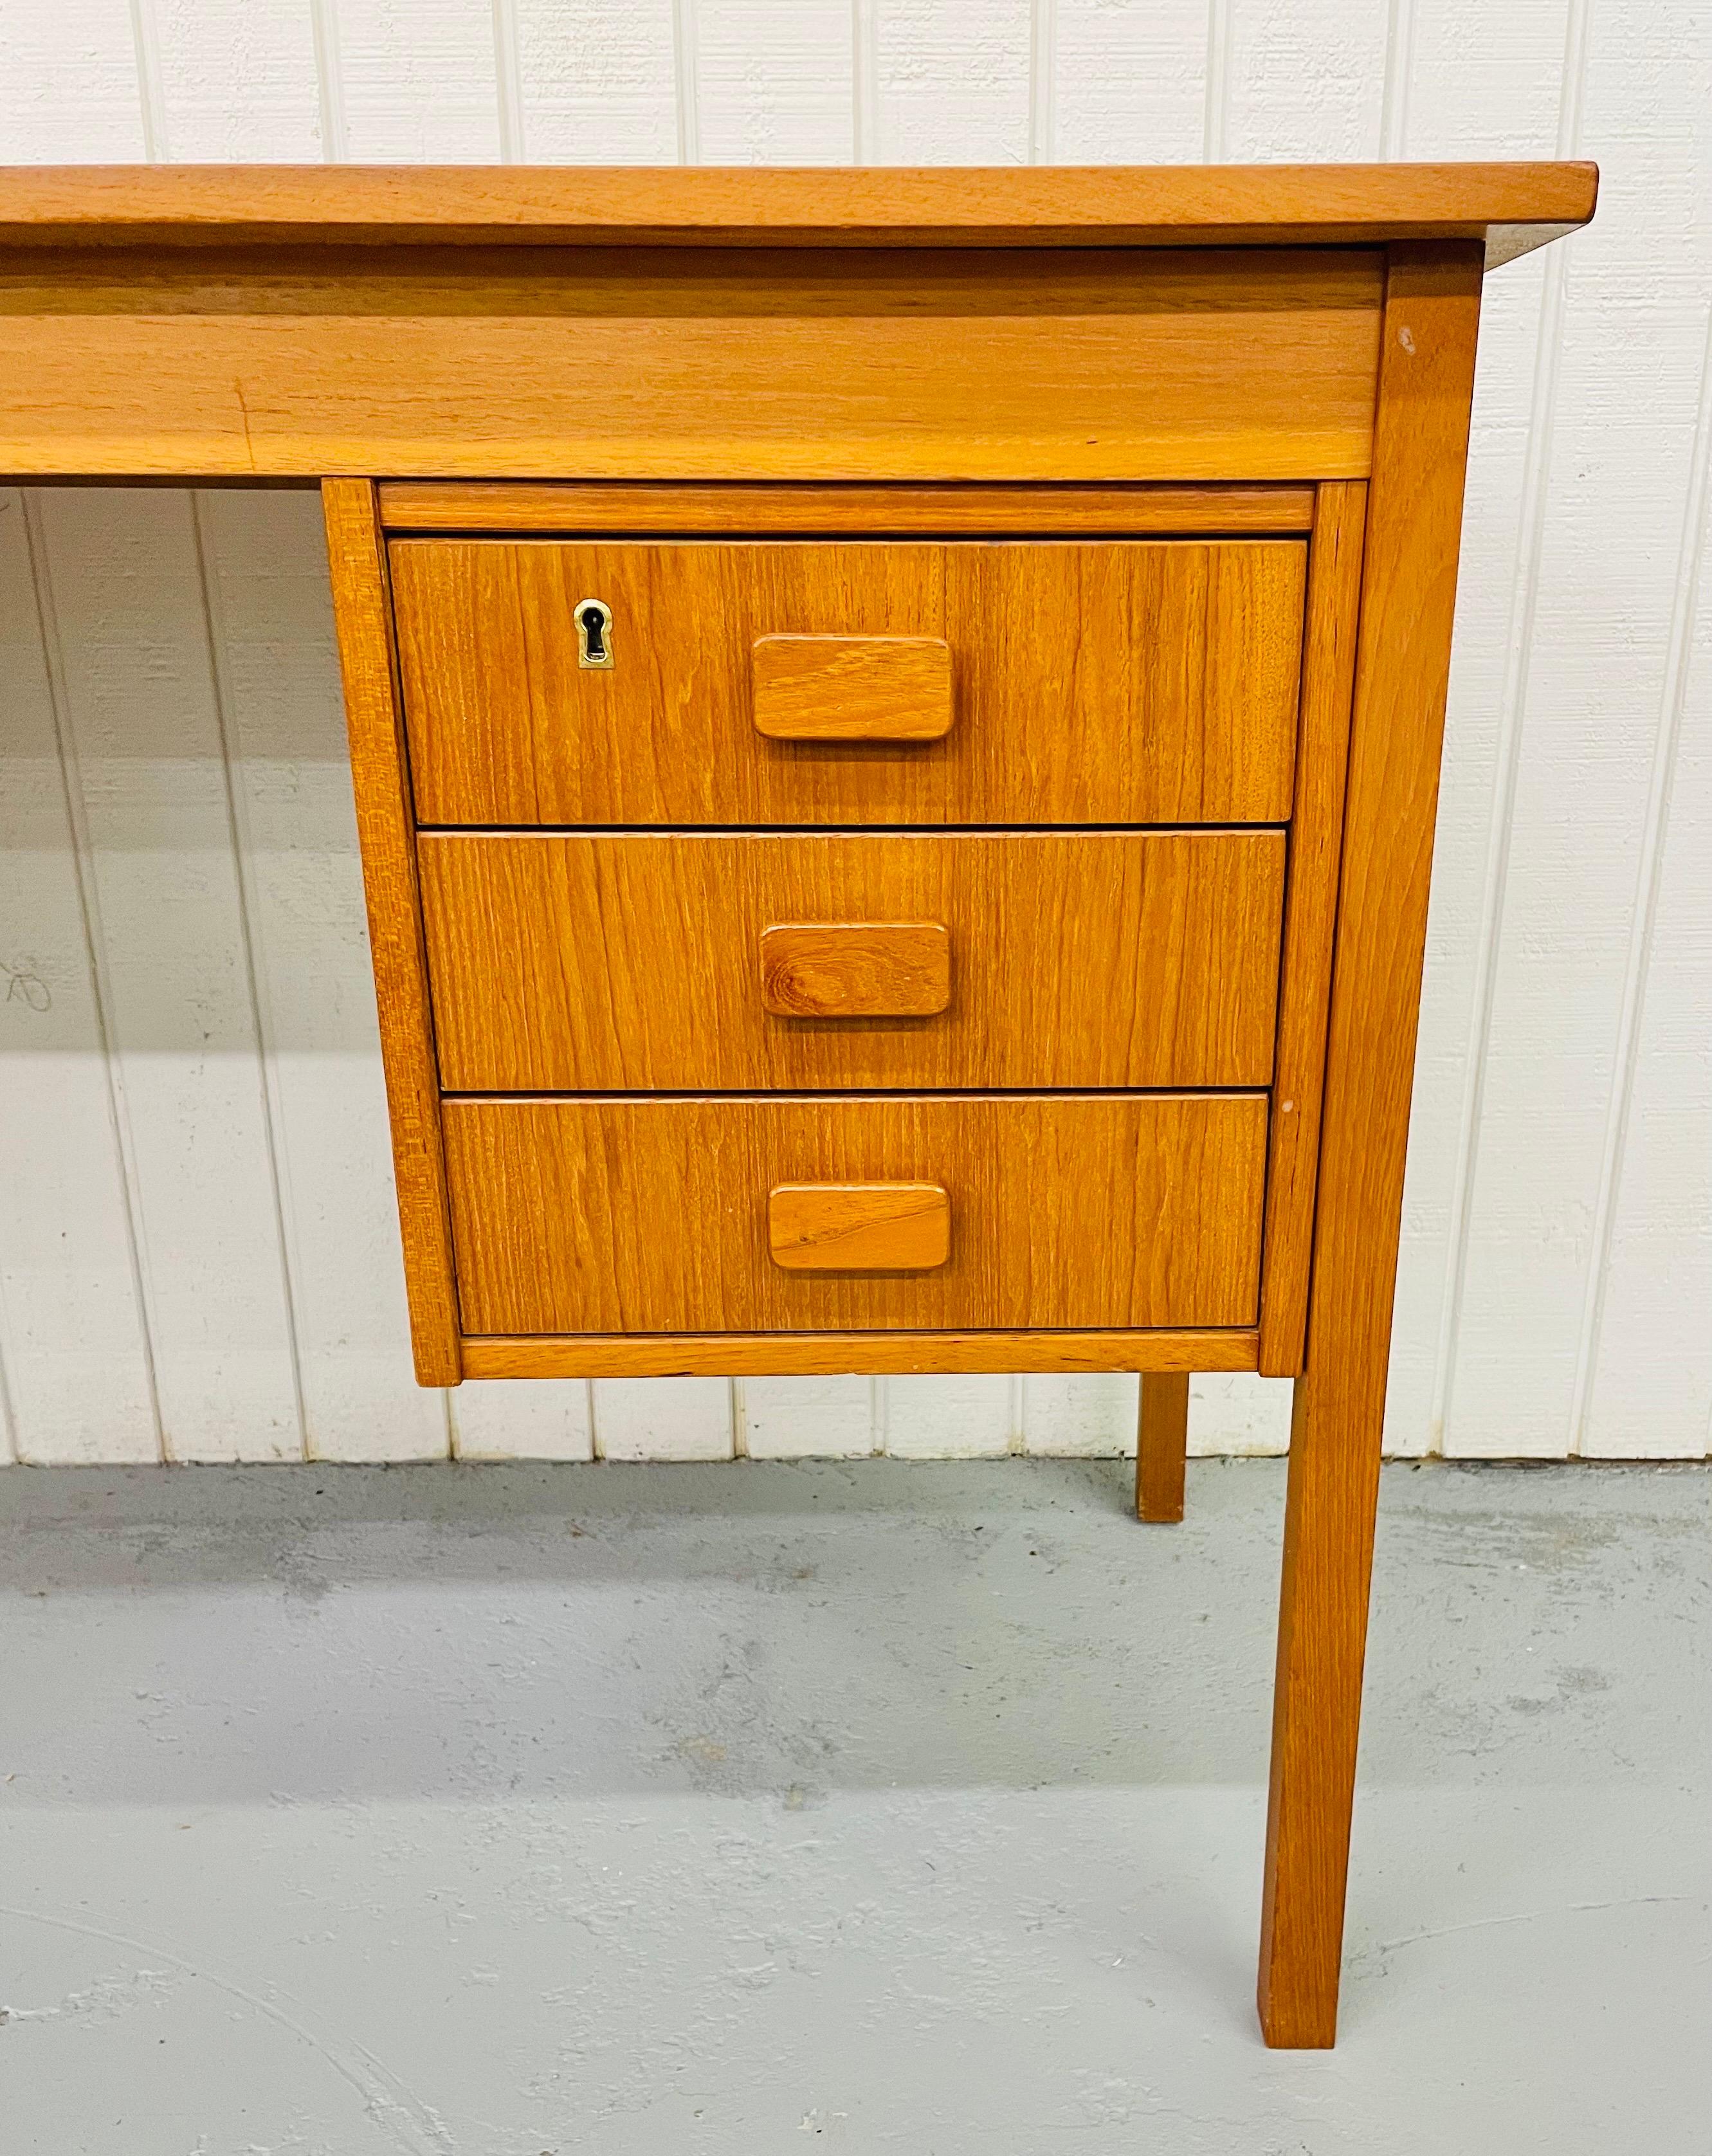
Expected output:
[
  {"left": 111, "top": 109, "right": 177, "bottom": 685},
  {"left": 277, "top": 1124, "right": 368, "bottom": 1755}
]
[{"left": 0, "top": 161, "right": 1598, "bottom": 261}]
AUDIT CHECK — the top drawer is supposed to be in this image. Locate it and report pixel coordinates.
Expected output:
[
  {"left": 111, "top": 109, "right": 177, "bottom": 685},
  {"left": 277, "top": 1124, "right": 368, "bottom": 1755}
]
[{"left": 391, "top": 538, "right": 1306, "bottom": 827}]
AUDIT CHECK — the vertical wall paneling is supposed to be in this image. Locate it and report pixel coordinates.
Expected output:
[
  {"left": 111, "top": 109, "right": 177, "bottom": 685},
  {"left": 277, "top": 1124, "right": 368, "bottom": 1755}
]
[
  {"left": 672, "top": 0, "right": 699, "bottom": 162},
  {"left": 1, "top": 1, "right": 1707, "bottom": 1467},
  {"left": 327, "top": 0, "right": 504, "bottom": 159},
  {"left": 0, "top": 0, "right": 146, "bottom": 159},
  {"left": 868, "top": 0, "right": 1031, "bottom": 165},
  {"left": 1050, "top": 0, "right": 1205, "bottom": 164},
  {"left": 1430, "top": 5, "right": 1586, "bottom": 1458},
  {"left": 451, "top": 1379, "right": 593, "bottom": 1461},
  {"left": 1187, "top": 1376, "right": 1291, "bottom": 1458},
  {"left": 308, "top": 0, "right": 347, "bottom": 159},
  {"left": 1028, "top": 0, "right": 1054, "bottom": 164},
  {"left": 742, "top": 1376, "right": 877, "bottom": 1460},
  {"left": 130, "top": 0, "right": 168, "bottom": 160},
  {"left": 593, "top": 1378, "right": 735, "bottom": 1463},
  {"left": 883, "top": 1374, "right": 1014, "bottom": 1460},
  {"left": 0, "top": 1326, "right": 15, "bottom": 1463},
  {"left": 1382, "top": 0, "right": 1576, "bottom": 1456},
  {"left": 1447, "top": 0, "right": 1712, "bottom": 1457},
  {"left": 1398, "top": 0, "right": 1576, "bottom": 159},
  {"left": 493, "top": 0, "right": 526, "bottom": 158},
  {"left": 1580, "top": 315, "right": 1712, "bottom": 1454},
  {"left": 141, "top": 0, "right": 325, "bottom": 160},
  {"left": 28, "top": 491, "right": 302, "bottom": 1462},
  {"left": 515, "top": 0, "right": 678, "bottom": 162},
  {"left": 1021, "top": 1374, "right": 1139, "bottom": 1458},
  {"left": 188, "top": 492, "right": 308, "bottom": 1454},
  {"left": 193, "top": 490, "right": 449, "bottom": 1463},
  {"left": 690, "top": 1, "right": 853, "bottom": 163},
  {"left": 0, "top": 493, "right": 159, "bottom": 1463},
  {"left": 1220, "top": 0, "right": 1387, "bottom": 162},
  {"left": 1203, "top": 0, "right": 1230, "bottom": 161},
  {"left": 1378, "top": 0, "right": 1414, "bottom": 160},
  {"left": 851, "top": 0, "right": 878, "bottom": 163}
]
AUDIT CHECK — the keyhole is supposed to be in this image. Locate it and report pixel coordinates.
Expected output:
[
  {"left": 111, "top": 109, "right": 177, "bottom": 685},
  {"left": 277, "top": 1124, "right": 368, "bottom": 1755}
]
[{"left": 576, "top": 598, "right": 613, "bottom": 668}]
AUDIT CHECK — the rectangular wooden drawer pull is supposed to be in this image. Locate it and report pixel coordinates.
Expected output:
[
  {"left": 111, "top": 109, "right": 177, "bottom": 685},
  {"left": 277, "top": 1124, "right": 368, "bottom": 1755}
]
[
  {"left": 768, "top": 1182, "right": 951, "bottom": 1272},
  {"left": 760, "top": 921, "right": 951, "bottom": 1018},
  {"left": 752, "top": 634, "right": 953, "bottom": 740}
]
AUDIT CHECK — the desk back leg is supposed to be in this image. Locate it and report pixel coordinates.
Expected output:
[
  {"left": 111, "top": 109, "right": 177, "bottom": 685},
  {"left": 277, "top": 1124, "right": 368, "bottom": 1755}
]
[{"left": 1135, "top": 1372, "right": 1190, "bottom": 1522}]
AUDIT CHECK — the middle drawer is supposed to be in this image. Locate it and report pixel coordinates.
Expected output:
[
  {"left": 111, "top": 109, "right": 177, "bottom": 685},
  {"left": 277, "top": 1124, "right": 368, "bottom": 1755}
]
[{"left": 419, "top": 829, "right": 1284, "bottom": 1092}]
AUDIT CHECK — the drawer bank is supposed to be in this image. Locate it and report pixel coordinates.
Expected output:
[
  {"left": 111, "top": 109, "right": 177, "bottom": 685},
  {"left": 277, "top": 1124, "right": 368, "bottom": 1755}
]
[{"left": 0, "top": 160, "right": 1598, "bottom": 2047}]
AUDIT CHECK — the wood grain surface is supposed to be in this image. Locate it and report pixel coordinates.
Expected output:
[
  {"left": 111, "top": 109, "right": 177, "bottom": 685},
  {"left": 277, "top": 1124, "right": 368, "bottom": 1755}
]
[
  {"left": 1136, "top": 1370, "right": 1191, "bottom": 1522},
  {"left": 0, "top": 245, "right": 1381, "bottom": 479},
  {"left": 1258, "top": 480, "right": 1368, "bottom": 1375},
  {"left": 417, "top": 830, "right": 1284, "bottom": 1092},
  {"left": 1258, "top": 244, "right": 1485, "bottom": 2050},
  {"left": 459, "top": 1329, "right": 1261, "bottom": 1380},
  {"left": 767, "top": 1182, "right": 951, "bottom": 1272},
  {"left": 759, "top": 921, "right": 952, "bottom": 1019},
  {"left": 376, "top": 481, "right": 1319, "bottom": 535},
  {"left": 441, "top": 1094, "right": 1268, "bottom": 1337},
  {"left": 0, "top": 161, "right": 1598, "bottom": 255},
  {"left": 320, "top": 480, "right": 461, "bottom": 1388},
  {"left": 752, "top": 634, "right": 953, "bottom": 739},
  {"left": 394, "top": 537, "right": 1306, "bottom": 826}
]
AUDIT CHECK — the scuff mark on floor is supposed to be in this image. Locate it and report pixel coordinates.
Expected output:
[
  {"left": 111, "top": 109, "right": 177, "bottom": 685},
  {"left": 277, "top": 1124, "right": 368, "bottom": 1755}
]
[{"left": 0, "top": 1904, "right": 455, "bottom": 2156}]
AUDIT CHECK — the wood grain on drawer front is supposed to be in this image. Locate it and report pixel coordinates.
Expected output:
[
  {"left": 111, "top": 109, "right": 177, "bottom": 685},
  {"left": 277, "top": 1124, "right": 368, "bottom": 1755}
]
[
  {"left": 392, "top": 538, "right": 1306, "bottom": 826},
  {"left": 419, "top": 830, "right": 1285, "bottom": 1092},
  {"left": 443, "top": 1094, "right": 1266, "bottom": 1336}
]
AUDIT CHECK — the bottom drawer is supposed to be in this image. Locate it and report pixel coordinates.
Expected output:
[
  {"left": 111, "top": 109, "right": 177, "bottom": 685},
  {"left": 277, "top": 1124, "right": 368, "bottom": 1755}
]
[{"left": 443, "top": 1094, "right": 1266, "bottom": 1336}]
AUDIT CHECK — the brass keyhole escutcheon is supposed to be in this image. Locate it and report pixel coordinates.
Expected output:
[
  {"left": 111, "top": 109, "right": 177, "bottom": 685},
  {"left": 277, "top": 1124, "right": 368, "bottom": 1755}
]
[{"left": 576, "top": 598, "right": 614, "bottom": 668}]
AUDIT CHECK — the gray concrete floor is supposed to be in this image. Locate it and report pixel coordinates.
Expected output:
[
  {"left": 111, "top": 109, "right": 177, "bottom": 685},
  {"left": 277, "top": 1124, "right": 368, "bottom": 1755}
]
[{"left": 1, "top": 1457, "right": 1707, "bottom": 2155}]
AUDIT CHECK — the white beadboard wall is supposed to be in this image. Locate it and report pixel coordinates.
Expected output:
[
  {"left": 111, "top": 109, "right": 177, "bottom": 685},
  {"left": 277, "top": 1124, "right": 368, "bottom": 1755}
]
[{"left": 0, "top": 0, "right": 1708, "bottom": 1468}]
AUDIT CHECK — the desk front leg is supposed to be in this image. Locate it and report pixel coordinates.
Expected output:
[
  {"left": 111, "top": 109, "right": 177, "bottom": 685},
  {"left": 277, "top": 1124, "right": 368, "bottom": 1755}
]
[
  {"left": 1256, "top": 241, "right": 1484, "bottom": 2047},
  {"left": 1257, "top": 1329, "right": 1387, "bottom": 2043}
]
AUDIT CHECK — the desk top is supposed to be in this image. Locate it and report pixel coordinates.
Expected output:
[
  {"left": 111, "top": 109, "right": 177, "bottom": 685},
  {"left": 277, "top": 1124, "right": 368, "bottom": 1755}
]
[
  {"left": 0, "top": 161, "right": 1596, "bottom": 265},
  {"left": 0, "top": 163, "right": 1594, "bottom": 481}
]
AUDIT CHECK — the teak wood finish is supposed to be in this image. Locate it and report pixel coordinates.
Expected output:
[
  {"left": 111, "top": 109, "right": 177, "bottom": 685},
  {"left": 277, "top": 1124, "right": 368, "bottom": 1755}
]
[
  {"left": 1258, "top": 242, "right": 1488, "bottom": 2049},
  {"left": 320, "top": 479, "right": 462, "bottom": 1388},
  {"left": 0, "top": 161, "right": 1596, "bottom": 253},
  {"left": 459, "top": 1329, "right": 1260, "bottom": 1380},
  {"left": 2, "top": 163, "right": 1596, "bottom": 2052},
  {"left": 751, "top": 634, "right": 954, "bottom": 741},
  {"left": 758, "top": 920, "right": 952, "bottom": 1021},
  {"left": 767, "top": 1182, "right": 952, "bottom": 1274},
  {"left": 390, "top": 536, "right": 1307, "bottom": 827},
  {"left": 2, "top": 246, "right": 1381, "bottom": 482},
  {"left": 417, "top": 830, "right": 1285, "bottom": 1093},
  {"left": 1258, "top": 479, "right": 1367, "bottom": 1376},
  {"left": 1136, "top": 1371, "right": 1192, "bottom": 1525},
  {"left": 377, "top": 480, "right": 1320, "bottom": 535},
  {"left": 441, "top": 1093, "right": 1268, "bottom": 1336}
]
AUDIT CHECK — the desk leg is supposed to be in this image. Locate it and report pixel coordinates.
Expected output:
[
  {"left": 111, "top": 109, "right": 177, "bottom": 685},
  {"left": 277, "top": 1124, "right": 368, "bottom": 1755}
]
[
  {"left": 1255, "top": 242, "right": 1484, "bottom": 2047},
  {"left": 1257, "top": 1356, "right": 1383, "bottom": 2045},
  {"left": 1135, "top": 1372, "right": 1189, "bottom": 1522}
]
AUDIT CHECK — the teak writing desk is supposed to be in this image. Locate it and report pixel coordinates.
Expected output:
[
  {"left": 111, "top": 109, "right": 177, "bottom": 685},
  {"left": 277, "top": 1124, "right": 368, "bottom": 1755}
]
[{"left": 0, "top": 161, "right": 1598, "bottom": 2045}]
